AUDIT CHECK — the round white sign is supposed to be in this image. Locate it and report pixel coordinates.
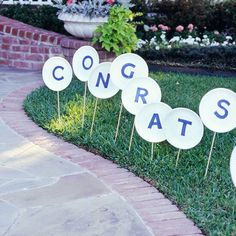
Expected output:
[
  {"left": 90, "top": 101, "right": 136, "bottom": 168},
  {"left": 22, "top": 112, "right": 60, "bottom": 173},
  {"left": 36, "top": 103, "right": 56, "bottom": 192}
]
[
  {"left": 199, "top": 88, "right": 236, "bottom": 133},
  {"left": 110, "top": 53, "right": 149, "bottom": 90},
  {"left": 42, "top": 57, "right": 73, "bottom": 92},
  {"left": 163, "top": 108, "right": 204, "bottom": 150},
  {"left": 230, "top": 146, "right": 236, "bottom": 187},
  {"left": 121, "top": 77, "right": 162, "bottom": 115},
  {"left": 72, "top": 46, "right": 99, "bottom": 82},
  {"left": 135, "top": 102, "right": 172, "bottom": 143},
  {"left": 88, "top": 62, "right": 119, "bottom": 99}
]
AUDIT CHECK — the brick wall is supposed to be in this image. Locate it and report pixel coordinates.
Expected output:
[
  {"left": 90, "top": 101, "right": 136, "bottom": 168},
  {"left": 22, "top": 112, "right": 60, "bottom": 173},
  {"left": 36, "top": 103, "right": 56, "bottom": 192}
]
[{"left": 0, "top": 16, "right": 114, "bottom": 70}]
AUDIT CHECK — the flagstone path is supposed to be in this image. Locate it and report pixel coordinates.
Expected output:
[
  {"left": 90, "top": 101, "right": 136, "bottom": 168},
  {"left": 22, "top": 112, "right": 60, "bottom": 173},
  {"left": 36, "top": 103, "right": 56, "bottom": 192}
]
[{"left": 0, "top": 66, "right": 203, "bottom": 236}]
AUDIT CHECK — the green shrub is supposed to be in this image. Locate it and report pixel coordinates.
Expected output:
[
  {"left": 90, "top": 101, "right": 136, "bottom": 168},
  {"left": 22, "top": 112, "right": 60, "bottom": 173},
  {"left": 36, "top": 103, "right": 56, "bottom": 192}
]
[
  {"left": 93, "top": 5, "right": 138, "bottom": 55},
  {"left": 137, "top": 46, "right": 236, "bottom": 71},
  {"left": 0, "top": 5, "right": 66, "bottom": 34}
]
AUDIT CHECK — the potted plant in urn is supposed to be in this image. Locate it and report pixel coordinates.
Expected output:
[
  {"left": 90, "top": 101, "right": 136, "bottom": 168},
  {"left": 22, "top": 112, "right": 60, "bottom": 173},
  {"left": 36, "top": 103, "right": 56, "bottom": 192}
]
[{"left": 53, "top": 0, "right": 131, "bottom": 39}]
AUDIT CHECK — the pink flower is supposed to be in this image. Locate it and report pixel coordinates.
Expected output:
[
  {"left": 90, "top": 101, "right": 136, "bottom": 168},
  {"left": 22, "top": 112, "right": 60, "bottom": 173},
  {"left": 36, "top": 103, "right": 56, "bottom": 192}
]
[
  {"left": 187, "top": 24, "right": 194, "bottom": 33},
  {"left": 106, "top": 0, "right": 115, "bottom": 4},
  {"left": 158, "top": 24, "right": 169, "bottom": 31},
  {"left": 150, "top": 25, "right": 158, "bottom": 32},
  {"left": 176, "top": 25, "right": 184, "bottom": 32},
  {"left": 66, "top": 0, "right": 74, "bottom": 5}
]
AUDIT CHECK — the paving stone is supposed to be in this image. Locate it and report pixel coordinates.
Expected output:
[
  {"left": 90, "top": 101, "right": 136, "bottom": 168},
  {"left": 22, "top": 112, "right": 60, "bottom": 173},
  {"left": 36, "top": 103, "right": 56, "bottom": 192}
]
[
  {"left": 1, "top": 144, "right": 84, "bottom": 178},
  {"left": 2, "top": 173, "right": 110, "bottom": 208},
  {"left": 0, "top": 200, "right": 19, "bottom": 235},
  {"left": 0, "top": 177, "right": 58, "bottom": 195},
  {"left": 0, "top": 166, "right": 33, "bottom": 179},
  {"left": 7, "top": 194, "right": 153, "bottom": 236}
]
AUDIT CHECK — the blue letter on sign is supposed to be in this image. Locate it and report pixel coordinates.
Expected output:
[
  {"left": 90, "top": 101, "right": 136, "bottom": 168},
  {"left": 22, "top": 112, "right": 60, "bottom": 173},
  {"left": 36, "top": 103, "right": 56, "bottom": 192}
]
[
  {"left": 178, "top": 118, "right": 192, "bottom": 136},
  {"left": 135, "top": 87, "right": 148, "bottom": 104},
  {"left": 121, "top": 63, "right": 136, "bottom": 79},
  {"left": 82, "top": 55, "right": 93, "bottom": 70},
  {"left": 148, "top": 113, "right": 162, "bottom": 129},
  {"left": 53, "top": 66, "right": 64, "bottom": 81},
  {"left": 214, "top": 99, "right": 230, "bottom": 119},
  {"left": 95, "top": 72, "right": 110, "bottom": 88}
]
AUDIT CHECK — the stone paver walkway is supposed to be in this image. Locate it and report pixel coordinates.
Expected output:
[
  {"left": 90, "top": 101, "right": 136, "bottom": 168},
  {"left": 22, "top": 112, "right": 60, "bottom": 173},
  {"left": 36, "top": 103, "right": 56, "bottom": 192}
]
[{"left": 0, "top": 67, "right": 203, "bottom": 236}]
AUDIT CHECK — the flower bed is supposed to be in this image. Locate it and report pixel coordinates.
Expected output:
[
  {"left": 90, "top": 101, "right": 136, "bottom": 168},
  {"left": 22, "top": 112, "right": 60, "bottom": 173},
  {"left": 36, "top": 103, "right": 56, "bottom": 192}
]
[{"left": 136, "top": 23, "right": 236, "bottom": 71}]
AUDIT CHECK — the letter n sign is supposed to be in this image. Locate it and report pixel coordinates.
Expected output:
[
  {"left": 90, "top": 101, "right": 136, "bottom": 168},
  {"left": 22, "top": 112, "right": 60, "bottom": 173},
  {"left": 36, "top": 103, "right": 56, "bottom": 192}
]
[{"left": 96, "top": 72, "right": 110, "bottom": 88}]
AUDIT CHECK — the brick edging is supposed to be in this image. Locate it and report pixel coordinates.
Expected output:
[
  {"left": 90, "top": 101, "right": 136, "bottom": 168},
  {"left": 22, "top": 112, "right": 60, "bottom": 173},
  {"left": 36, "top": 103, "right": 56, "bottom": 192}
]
[{"left": 0, "top": 82, "right": 204, "bottom": 236}]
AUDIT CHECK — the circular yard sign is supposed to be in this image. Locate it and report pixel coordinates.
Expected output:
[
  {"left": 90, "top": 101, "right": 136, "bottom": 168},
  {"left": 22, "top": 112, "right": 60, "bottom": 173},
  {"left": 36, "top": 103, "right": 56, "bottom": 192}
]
[
  {"left": 163, "top": 108, "right": 204, "bottom": 150},
  {"left": 121, "top": 77, "right": 162, "bottom": 115},
  {"left": 199, "top": 88, "right": 236, "bottom": 133},
  {"left": 88, "top": 62, "right": 119, "bottom": 99},
  {"left": 42, "top": 57, "right": 72, "bottom": 91},
  {"left": 72, "top": 46, "right": 99, "bottom": 82},
  {"left": 110, "top": 53, "right": 149, "bottom": 90},
  {"left": 135, "top": 102, "right": 172, "bottom": 143},
  {"left": 230, "top": 146, "right": 236, "bottom": 187}
]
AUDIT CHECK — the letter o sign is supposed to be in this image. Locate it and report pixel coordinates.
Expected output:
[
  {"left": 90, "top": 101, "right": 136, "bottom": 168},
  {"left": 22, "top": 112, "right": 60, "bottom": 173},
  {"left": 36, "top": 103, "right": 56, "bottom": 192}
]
[
  {"left": 42, "top": 57, "right": 73, "bottom": 91},
  {"left": 199, "top": 88, "right": 236, "bottom": 133},
  {"left": 72, "top": 46, "right": 99, "bottom": 82}
]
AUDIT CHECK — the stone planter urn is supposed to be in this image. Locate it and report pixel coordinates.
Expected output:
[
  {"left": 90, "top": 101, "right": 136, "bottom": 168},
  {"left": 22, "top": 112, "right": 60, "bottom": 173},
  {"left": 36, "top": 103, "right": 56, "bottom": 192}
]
[{"left": 58, "top": 13, "right": 108, "bottom": 39}]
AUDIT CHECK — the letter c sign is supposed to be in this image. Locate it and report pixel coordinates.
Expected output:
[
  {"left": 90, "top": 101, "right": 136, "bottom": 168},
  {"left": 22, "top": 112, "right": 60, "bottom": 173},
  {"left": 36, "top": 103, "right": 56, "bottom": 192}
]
[{"left": 42, "top": 57, "right": 73, "bottom": 92}]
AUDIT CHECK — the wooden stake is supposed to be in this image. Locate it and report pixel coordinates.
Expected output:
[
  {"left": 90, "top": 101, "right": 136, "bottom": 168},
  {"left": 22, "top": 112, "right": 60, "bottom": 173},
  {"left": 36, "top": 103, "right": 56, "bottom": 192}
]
[
  {"left": 204, "top": 132, "right": 217, "bottom": 178},
  {"left": 129, "top": 118, "right": 135, "bottom": 151},
  {"left": 57, "top": 91, "right": 61, "bottom": 124},
  {"left": 151, "top": 142, "right": 154, "bottom": 161},
  {"left": 90, "top": 98, "right": 98, "bottom": 136},
  {"left": 115, "top": 103, "right": 123, "bottom": 142},
  {"left": 175, "top": 149, "right": 181, "bottom": 167},
  {"left": 82, "top": 82, "right": 87, "bottom": 128}
]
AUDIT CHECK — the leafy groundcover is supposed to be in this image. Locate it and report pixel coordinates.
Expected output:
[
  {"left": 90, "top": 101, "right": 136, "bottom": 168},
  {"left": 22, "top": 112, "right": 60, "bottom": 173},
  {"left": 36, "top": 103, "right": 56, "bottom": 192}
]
[{"left": 24, "top": 72, "right": 236, "bottom": 235}]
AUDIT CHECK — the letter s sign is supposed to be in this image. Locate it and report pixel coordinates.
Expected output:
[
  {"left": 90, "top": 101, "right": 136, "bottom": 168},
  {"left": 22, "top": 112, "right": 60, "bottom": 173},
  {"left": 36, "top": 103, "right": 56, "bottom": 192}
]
[{"left": 214, "top": 99, "right": 230, "bottom": 119}]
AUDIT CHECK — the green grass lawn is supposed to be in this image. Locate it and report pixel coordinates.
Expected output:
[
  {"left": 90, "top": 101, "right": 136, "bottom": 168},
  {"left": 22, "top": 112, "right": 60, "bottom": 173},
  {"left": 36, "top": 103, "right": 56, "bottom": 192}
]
[{"left": 24, "top": 72, "right": 236, "bottom": 235}]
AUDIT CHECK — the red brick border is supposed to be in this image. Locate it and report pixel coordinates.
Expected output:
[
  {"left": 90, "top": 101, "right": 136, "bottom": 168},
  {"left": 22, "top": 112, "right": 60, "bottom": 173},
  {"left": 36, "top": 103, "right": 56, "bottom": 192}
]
[
  {"left": 0, "top": 16, "right": 115, "bottom": 70},
  {"left": 0, "top": 82, "right": 204, "bottom": 236}
]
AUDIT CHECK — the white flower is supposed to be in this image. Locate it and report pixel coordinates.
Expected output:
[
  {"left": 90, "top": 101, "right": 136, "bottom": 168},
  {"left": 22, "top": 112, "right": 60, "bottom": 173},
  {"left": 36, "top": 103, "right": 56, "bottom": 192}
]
[
  {"left": 155, "top": 46, "right": 160, "bottom": 50},
  {"left": 150, "top": 37, "right": 157, "bottom": 46},
  {"left": 226, "top": 36, "right": 232, "bottom": 40},
  {"left": 144, "top": 25, "right": 150, "bottom": 32},
  {"left": 136, "top": 39, "right": 147, "bottom": 49},
  {"left": 203, "top": 35, "right": 208, "bottom": 39},
  {"left": 160, "top": 33, "right": 166, "bottom": 41},
  {"left": 222, "top": 41, "right": 228, "bottom": 46},
  {"left": 202, "top": 38, "right": 210, "bottom": 45},
  {"left": 195, "top": 37, "right": 201, "bottom": 42},
  {"left": 167, "top": 45, "right": 171, "bottom": 49},
  {"left": 169, "top": 36, "right": 180, "bottom": 43},
  {"left": 185, "top": 38, "right": 195, "bottom": 45},
  {"left": 210, "top": 41, "right": 220, "bottom": 46}
]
